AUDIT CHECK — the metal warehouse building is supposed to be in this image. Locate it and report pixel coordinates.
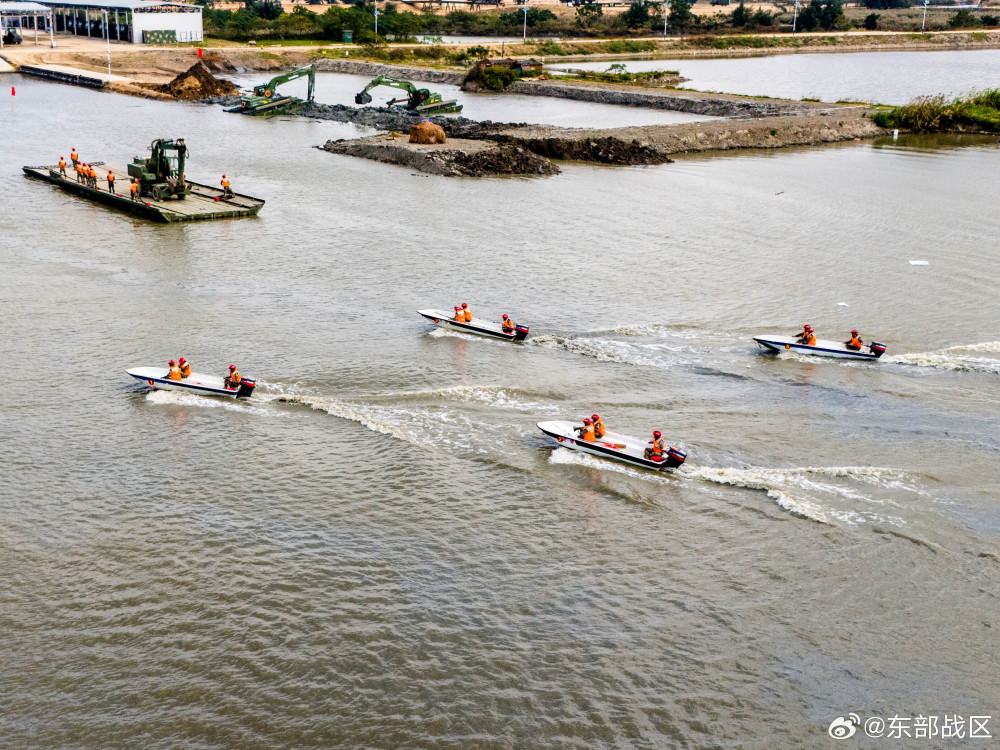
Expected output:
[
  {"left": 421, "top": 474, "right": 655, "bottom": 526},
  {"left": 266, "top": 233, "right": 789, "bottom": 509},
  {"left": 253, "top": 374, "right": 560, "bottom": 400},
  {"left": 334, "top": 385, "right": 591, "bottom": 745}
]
[{"left": 33, "top": 0, "right": 202, "bottom": 43}]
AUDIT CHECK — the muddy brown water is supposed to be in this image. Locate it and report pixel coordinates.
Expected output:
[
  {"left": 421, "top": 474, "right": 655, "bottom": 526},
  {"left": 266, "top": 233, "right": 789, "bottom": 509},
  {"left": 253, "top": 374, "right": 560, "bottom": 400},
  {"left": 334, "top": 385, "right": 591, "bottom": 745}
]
[{"left": 2, "top": 75, "right": 999, "bottom": 748}]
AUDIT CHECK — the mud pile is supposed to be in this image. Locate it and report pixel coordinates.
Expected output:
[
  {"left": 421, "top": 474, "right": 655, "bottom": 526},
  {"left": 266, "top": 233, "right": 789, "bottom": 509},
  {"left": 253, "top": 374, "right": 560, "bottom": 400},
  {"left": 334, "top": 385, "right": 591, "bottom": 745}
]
[
  {"left": 147, "top": 63, "right": 239, "bottom": 101},
  {"left": 321, "top": 136, "right": 558, "bottom": 177},
  {"left": 496, "top": 135, "right": 672, "bottom": 166}
]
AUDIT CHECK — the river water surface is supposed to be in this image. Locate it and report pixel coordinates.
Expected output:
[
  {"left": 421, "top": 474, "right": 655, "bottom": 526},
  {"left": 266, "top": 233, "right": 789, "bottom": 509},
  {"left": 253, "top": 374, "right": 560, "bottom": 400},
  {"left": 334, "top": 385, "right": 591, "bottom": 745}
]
[
  {"left": 2, "top": 75, "right": 999, "bottom": 748},
  {"left": 551, "top": 48, "right": 1000, "bottom": 104}
]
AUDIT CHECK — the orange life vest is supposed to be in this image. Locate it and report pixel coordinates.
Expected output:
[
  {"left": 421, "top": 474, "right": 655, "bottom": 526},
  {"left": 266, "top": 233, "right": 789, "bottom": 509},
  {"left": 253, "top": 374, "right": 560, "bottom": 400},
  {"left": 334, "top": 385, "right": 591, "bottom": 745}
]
[
  {"left": 848, "top": 335, "right": 862, "bottom": 348},
  {"left": 502, "top": 318, "right": 514, "bottom": 333},
  {"left": 579, "top": 424, "right": 596, "bottom": 442},
  {"left": 167, "top": 366, "right": 182, "bottom": 381},
  {"left": 180, "top": 363, "right": 191, "bottom": 378},
  {"left": 228, "top": 370, "right": 241, "bottom": 386},
  {"left": 89, "top": 166, "right": 96, "bottom": 178},
  {"left": 805, "top": 333, "right": 816, "bottom": 346},
  {"left": 221, "top": 177, "right": 230, "bottom": 189},
  {"left": 59, "top": 158, "right": 66, "bottom": 168},
  {"left": 593, "top": 420, "right": 605, "bottom": 439},
  {"left": 461, "top": 308, "right": 471, "bottom": 322},
  {"left": 130, "top": 182, "right": 139, "bottom": 194},
  {"left": 70, "top": 150, "right": 78, "bottom": 162},
  {"left": 107, "top": 171, "right": 114, "bottom": 182},
  {"left": 649, "top": 437, "right": 665, "bottom": 457}
]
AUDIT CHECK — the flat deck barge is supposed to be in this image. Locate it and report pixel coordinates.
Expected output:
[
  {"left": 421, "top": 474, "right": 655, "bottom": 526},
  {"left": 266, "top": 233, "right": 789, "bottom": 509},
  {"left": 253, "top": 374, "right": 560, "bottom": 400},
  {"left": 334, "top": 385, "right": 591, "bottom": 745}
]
[{"left": 22, "top": 163, "right": 265, "bottom": 223}]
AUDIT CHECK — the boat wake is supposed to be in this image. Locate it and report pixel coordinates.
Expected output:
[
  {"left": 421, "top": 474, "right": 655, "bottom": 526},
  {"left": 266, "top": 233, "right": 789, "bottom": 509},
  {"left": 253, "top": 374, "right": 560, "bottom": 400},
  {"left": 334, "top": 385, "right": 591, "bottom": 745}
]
[
  {"left": 529, "top": 333, "right": 708, "bottom": 368},
  {"left": 549, "top": 447, "right": 911, "bottom": 527},
  {"left": 383, "top": 385, "right": 561, "bottom": 414},
  {"left": 681, "top": 465, "right": 910, "bottom": 526},
  {"left": 884, "top": 341, "right": 1000, "bottom": 374},
  {"left": 144, "top": 389, "right": 277, "bottom": 415}
]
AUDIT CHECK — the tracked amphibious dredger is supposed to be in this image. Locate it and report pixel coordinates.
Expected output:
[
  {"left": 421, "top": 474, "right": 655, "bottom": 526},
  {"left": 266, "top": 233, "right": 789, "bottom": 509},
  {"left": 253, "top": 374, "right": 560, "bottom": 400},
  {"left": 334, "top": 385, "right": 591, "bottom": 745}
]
[{"left": 23, "top": 138, "right": 264, "bottom": 223}]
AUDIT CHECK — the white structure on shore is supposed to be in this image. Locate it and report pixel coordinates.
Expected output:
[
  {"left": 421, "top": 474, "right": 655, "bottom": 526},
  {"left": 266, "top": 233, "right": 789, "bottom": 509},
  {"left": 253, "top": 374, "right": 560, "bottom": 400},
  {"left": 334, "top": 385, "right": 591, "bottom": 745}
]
[
  {"left": 31, "top": 0, "right": 202, "bottom": 44},
  {"left": 0, "top": 1, "right": 55, "bottom": 47}
]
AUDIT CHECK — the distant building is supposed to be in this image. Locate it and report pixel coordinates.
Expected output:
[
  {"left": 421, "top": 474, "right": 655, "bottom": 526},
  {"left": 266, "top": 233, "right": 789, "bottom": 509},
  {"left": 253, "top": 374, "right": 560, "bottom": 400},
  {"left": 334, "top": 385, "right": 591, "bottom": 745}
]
[{"left": 32, "top": 0, "right": 202, "bottom": 43}]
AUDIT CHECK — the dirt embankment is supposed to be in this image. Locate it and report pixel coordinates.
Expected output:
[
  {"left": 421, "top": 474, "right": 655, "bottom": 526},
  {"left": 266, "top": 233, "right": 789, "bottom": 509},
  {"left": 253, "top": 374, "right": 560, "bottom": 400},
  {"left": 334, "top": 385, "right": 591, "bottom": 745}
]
[
  {"left": 321, "top": 136, "right": 559, "bottom": 177},
  {"left": 139, "top": 61, "right": 240, "bottom": 101},
  {"left": 315, "top": 102, "right": 881, "bottom": 176},
  {"left": 312, "top": 58, "right": 464, "bottom": 85}
]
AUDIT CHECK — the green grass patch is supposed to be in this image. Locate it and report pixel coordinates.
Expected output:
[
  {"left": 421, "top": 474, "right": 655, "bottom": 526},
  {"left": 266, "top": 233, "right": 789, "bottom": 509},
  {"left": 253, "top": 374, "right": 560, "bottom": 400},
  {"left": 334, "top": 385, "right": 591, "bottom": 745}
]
[{"left": 873, "top": 89, "right": 1000, "bottom": 132}]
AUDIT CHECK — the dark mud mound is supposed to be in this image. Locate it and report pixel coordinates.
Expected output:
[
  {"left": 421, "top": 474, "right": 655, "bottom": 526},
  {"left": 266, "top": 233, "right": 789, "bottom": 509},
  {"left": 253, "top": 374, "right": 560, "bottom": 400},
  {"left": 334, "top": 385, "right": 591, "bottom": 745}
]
[
  {"left": 148, "top": 63, "right": 239, "bottom": 101},
  {"left": 449, "top": 144, "right": 559, "bottom": 177},
  {"left": 499, "top": 135, "right": 672, "bottom": 166}
]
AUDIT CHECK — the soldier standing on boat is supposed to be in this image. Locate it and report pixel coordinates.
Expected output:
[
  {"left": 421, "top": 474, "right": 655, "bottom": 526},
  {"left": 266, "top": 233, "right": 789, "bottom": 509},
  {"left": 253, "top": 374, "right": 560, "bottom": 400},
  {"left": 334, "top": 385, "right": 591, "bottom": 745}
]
[
  {"left": 58, "top": 157, "right": 67, "bottom": 178},
  {"left": 70, "top": 148, "right": 78, "bottom": 168},
  {"left": 107, "top": 169, "right": 116, "bottom": 194},
  {"left": 130, "top": 178, "right": 140, "bottom": 202},
  {"left": 221, "top": 174, "right": 233, "bottom": 199}
]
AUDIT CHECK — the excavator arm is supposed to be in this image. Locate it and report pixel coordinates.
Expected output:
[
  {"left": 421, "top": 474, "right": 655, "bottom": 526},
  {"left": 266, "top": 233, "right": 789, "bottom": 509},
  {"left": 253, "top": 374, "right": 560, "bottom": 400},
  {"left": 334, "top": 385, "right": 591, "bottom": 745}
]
[
  {"left": 355, "top": 76, "right": 421, "bottom": 107},
  {"left": 252, "top": 65, "right": 316, "bottom": 101}
]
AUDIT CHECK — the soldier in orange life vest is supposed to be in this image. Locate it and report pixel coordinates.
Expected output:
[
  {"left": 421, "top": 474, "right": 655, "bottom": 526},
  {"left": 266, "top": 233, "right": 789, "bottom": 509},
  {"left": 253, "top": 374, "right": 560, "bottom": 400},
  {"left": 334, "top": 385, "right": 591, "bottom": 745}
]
[
  {"left": 224, "top": 364, "right": 241, "bottom": 389},
  {"left": 796, "top": 325, "right": 816, "bottom": 346},
  {"left": 58, "top": 156, "right": 67, "bottom": 178},
  {"left": 75, "top": 161, "right": 83, "bottom": 183},
  {"left": 460, "top": 302, "right": 471, "bottom": 322},
  {"left": 453, "top": 305, "right": 463, "bottom": 321},
  {"left": 107, "top": 169, "right": 116, "bottom": 194},
  {"left": 501, "top": 314, "right": 515, "bottom": 333},
  {"left": 845, "top": 329, "right": 863, "bottom": 350},
  {"left": 90, "top": 164, "right": 98, "bottom": 188},
  {"left": 179, "top": 357, "right": 191, "bottom": 378},
  {"left": 70, "top": 148, "right": 78, "bottom": 167},
  {"left": 576, "top": 418, "right": 596, "bottom": 442},
  {"left": 644, "top": 430, "right": 665, "bottom": 460},
  {"left": 591, "top": 414, "right": 605, "bottom": 439},
  {"left": 221, "top": 174, "right": 233, "bottom": 198},
  {"left": 130, "top": 178, "right": 140, "bottom": 201},
  {"left": 166, "top": 360, "right": 182, "bottom": 381}
]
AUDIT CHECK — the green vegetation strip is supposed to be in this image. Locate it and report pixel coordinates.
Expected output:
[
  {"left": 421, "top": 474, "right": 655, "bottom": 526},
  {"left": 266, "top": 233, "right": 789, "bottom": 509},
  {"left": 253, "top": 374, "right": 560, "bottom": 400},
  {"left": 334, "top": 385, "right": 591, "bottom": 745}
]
[{"left": 874, "top": 90, "right": 1000, "bottom": 132}]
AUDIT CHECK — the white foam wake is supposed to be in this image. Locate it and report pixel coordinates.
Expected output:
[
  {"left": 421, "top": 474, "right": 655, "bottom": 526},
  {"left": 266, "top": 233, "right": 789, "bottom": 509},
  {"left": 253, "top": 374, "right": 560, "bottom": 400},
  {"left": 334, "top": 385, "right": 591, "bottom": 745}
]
[
  {"left": 144, "top": 389, "right": 280, "bottom": 415},
  {"left": 681, "top": 465, "right": 909, "bottom": 526},
  {"left": 885, "top": 341, "right": 1000, "bottom": 374}
]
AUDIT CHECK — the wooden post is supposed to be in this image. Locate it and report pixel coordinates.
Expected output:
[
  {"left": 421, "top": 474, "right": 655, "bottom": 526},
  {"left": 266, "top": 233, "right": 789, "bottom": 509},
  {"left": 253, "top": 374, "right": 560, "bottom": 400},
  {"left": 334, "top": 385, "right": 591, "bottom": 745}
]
[{"left": 49, "top": 10, "right": 54, "bottom": 47}]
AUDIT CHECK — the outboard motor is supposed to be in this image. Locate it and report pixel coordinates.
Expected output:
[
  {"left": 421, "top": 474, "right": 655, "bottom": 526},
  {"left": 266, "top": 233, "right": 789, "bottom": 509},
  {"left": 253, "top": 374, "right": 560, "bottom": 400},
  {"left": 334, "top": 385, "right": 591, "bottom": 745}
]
[
  {"left": 868, "top": 342, "right": 887, "bottom": 358},
  {"left": 236, "top": 378, "right": 256, "bottom": 399},
  {"left": 514, "top": 325, "right": 530, "bottom": 342},
  {"left": 666, "top": 446, "right": 687, "bottom": 468}
]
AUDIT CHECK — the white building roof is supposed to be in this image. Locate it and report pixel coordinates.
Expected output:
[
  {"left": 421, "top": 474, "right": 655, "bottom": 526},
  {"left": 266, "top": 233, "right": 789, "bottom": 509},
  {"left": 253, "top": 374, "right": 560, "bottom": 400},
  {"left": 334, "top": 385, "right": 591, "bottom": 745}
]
[
  {"left": 0, "top": 2, "right": 53, "bottom": 12},
  {"left": 29, "top": 0, "right": 198, "bottom": 10}
]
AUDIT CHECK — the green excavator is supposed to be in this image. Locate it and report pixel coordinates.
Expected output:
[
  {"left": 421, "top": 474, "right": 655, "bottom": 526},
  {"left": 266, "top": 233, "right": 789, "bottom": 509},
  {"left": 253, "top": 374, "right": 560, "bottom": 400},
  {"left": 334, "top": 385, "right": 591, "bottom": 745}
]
[
  {"left": 354, "top": 75, "right": 463, "bottom": 115},
  {"left": 127, "top": 138, "right": 190, "bottom": 201},
  {"left": 229, "top": 65, "right": 316, "bottom": 116}
]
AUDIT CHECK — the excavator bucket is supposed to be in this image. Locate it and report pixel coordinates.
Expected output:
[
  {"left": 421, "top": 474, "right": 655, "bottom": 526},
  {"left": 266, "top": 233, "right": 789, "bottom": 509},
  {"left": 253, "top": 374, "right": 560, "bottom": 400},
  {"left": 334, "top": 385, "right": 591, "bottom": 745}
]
[{"left": 355, "top": 92, "right": 373, "bottom": 105}]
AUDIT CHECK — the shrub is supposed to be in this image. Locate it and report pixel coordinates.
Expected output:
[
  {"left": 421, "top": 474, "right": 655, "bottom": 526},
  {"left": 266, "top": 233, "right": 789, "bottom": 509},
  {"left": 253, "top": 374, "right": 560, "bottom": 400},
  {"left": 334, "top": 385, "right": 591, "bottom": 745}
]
[
  {"left": 949, "top": 9, "right": 982, "bottom": 28},
  {"left": 863, "top": 12, "right": 879, "bottom": 29},
  {"left": 981, "top": 15, "right": 999, "bottom": 26}
]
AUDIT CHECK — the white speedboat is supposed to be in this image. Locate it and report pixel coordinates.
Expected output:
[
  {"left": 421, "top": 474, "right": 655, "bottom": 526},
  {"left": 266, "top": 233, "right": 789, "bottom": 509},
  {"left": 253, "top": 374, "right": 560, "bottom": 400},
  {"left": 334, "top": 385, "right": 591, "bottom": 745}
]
[
  {"left": 126, "top": 367, "right": 257, "bottom": 398},
  {"left": 753, "top": 335, "right": 886, "bottom": 361},
  {"left": 418, "top": 309, "right": 530, "bottom": 342},
  {"left": 537, "top": 420, "right": 687, "bottom": 471}
]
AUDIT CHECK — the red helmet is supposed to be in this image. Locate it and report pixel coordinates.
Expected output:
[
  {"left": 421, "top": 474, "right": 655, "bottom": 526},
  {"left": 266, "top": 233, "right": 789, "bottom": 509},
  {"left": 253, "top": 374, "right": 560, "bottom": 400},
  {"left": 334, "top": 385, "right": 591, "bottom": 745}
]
[
  {"left": 583, "top": 418, "right": 592, "bottom": 424},
  {"left": 461, "top": 303, "right": 468, "bottom": 308},
  {"left": 502, "top": 314, "right": 509, "bottom": 320},
  {"left": 851, "top": 329, "right": 858, "bottom": 335},
  {"left": 222, "top": 174, "right": 226, "bottom": 178},
  {"left": 229, "top": 365, "right": 236, "bottom": 371},
  {"left": 805, "top": 325, "right": 813, "bottom": 331},
  {"left": 179, "top": 357, "right": 186, "bottom": 364},
  {"left": 168, "top": 360, "right": 175, "bottom": 365},
  {"left": 653, "top": 430, "right": 661, "bottom": 438},
  {"left": 454, "top": 306, "right": 461, "bottom": 310},
  {"left": 591, "top": 414, "right": 600, "bottom": 421}
]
